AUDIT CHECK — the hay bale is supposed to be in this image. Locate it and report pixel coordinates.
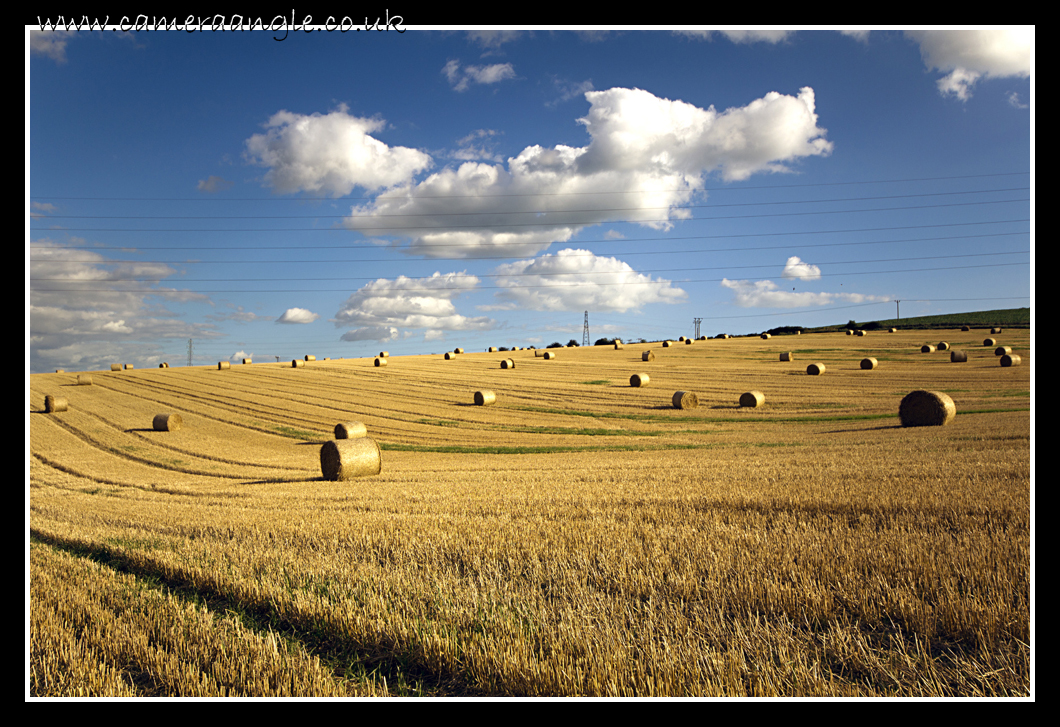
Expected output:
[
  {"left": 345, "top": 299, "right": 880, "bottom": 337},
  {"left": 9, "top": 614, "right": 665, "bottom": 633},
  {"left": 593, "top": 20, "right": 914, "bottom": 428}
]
[
  {"left": 846, "top": 330, "right": 854, "bottom": 335},
  {"left": 642, "top": 351, "right": 655, "bottom": 362},
  {"left": 672, "top": 391, "right": 698, "bottom": 409},
  {"left": 379, "top": 351, "right": 389, "bottom": 358},
  {"left": 937, "top": 341, "right": 949, "bottom": 351},
  {"left": 994, "top": 346, "right": 1012, "bottom": 356},
  {"left": 543, "top": 351, "right": 557, "bottom": 360},
  {"left": 699, "top": 336, "right": 708, "bottom": 341},
  {"left": 761, "top": 333, "right": 771, "bottom": 339},
  {"left": 679, "top": 336, "right": 686, "bottom": 341},
  {"left": 374, "top": 357, "right": 387, "bottom": 367},
  {"left": 488, "top": 347, "right": 498, "bottom": 353},
  {"left": 685, "top": 338, "right": 693, "bottom": 345},
  {"left": 292, "top": 359, "right": 304, "bottom": 368},
  {"left": 806, "top": 363, "right": 825, "bottom": 375},
  {"left": 320, "top": 438, "right": 381, "bottom": 480},
  {"left": 899, "top": 390, "right": 956, "bottom": 427},
  {"left": 950, "top": 350, "right": 968, "bottom": 363},
  {"left": 630, "top": 373, "right": 650, "bottom": 387},
  {"left": 1000, "top": 354, "right": 1021, "bottom": 367},
  {"left": 161, "top": 363, "right": 169, "bottom": 368},
  {"left": 454, "top": 348, "right": 464, "bottom": 354},
  {"left": 780, "top": 352, "right": 793, "bottom": 362},
  {"left": 739, "top": 390, "right": 765, "bottom": 408},
  {"left": 474, "top": 390, "right": 496, "bottom": 406},
  {"left": 218, "top": 361, "right": 230, "bottom": 370},
  {"left": 123, "top": 364, "right": 134, "bottom": 370},
  {"left": 860, "top": 357, "right": 878, "bottom": 370},
  {"left": 720, "top": 334, "right": 730, "bottom": 339},
  {"left": 44, "top": 395, "right": 68, "bottom": 413},
  {"left": 445, "top": 352, "right": 454, "bottom": 360},
  {"left": 55, "top": 369, "right": 64, "bottom": 374},
  {"left": 983, "top": 338, "right": 996, "bottom": 347},
  {"left": 921, "top": 345, "right": 936, "bottom": 353},
  {"left": 889, "top": 328, "right": 897, "bottom": 333},
  {"left": 535, "top": 350, "right": 546, "bottom": 357},
  {"left": 242, "top": 359, "right": 251, "bottom": 365},
  {"left": 77, "top": 374, "right": 93, "bottom": 386},
  {"left": 334, "top": 421, "right": 367, "bottom": 439},
  {"left": 305, "top": 355, "right": 316, "bottom": 361},
  {"left": 991, "top": 327, "right": 1002, "bottom": 334},
  {"left": 614, "top": 342, "right": 624, "bottom": 350},
  {"left": 152, "top": 413, "right": 182, "bottom": 432},
  {"left": 856, "top": 330, "right": 866, "bottom": 337},
  {"left": 500, "top": 358, "right": 515, "bottom": 369},
  {"left": 663, "top": 340, "right": 673, "bottom": 347},
  {"left": 961, "top": 325, "right": 970, "bottom": 332}
]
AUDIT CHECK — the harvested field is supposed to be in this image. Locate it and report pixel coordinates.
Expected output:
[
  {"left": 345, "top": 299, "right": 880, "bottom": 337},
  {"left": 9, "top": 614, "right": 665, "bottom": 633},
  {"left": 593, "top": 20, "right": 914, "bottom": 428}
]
[{"left": 29, "top": 329, "right": 1031, "bottom": 697}]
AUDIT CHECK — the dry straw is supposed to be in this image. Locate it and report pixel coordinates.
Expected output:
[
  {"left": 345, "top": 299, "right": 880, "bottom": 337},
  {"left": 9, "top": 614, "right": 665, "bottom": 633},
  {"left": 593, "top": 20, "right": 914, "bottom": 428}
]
[
  {"left": 500, "top": 358, "right": 515, "bottom": 369},
  {"left": 614, "top": 342, "right": 624, "bottom": 349},
  {"left": 1000, "top": 354, "right": 1021, "bottom": 367},
  {"left": 983, "top": 338, "right": 997, "bottom": 347},
  {"left": 320, "top": 438, "right": 381, "bottom": 480},
  {"left": 218, "top": 361, "right": 230, "bottom": 370},
  {"left": 807, "top": 363, "right": 825, "bottom": 375},
  {"left": 488, "top": 347, "right": 498, "bottom": 353},
  {"left": 938, "top": 342, "right": 949, "bottom": 350},
  {"left": 679, "top": 336, "right": 686, "bottom": 341},
  {"left": 543, "top": 351, "right": 557, "bottom": 359},
  {"left": 152, "top": 413, "right": 183, "bottom": 432},
  {"left": 921, "top": 345, "right": 936, "bottom": 353},
  {"left": 110, "top": 364, "right": 121, "bottom": 371},
  {"left": 685, "top": 338, "right": 693, "bottom": 345},
  {"left": 77, "top": 374, "right": 93, "bottom": 386},
  {"left": 334, "top": 421, "right": 367, "bottom": 439},
  {"left": 994, "top": 346, "right": 1012, "bottom": 356},
  {"left": 780, "top": 352, "right": 793, "bottom": 361},
  {"left": 379, "top": 351, "right": 389, "bottom": 358},
  {"left": 124, "top": 364, "right": 134, "bottom": 370},
  {"left": 374, "top": 357, "right": 387, "bottom": 367},
  {"left": 739, "top": 390, "right": 765, "bottom": 408},
  {"left": 535, "top": 350, "right": 546, "bottom": 357},
  {"left": 243, "top": 358, "right": 252, "bottom": 364},
  {"left": 292, "top": 360, "right": 305, "bottom": 368},
  {"left": 642, "top": 350, "right": 655, "bottom": 362},
  {"left": 44, "top": 395, "right": 68, "bottom": 413},
  {"left": 454, "top": 348, "right": 464, "bottom": 354},
  {"left": 474, "top": 390, "right": 496, "bottom": 406},
  {"left": 899, "top": 390, "right": 956, "bottom": 427},
  {"left": 672, "top": 391, "right": 698, "bottom": 409},
  {"left": 950, "top": 350, "right": 968, "bottom": 363},
  {"left": 860, "top": 357, "right": 878, "bottom": 370},
  {"left": 444, "top": 352, "right": 455, "bottom": 360},
  {"left": 630, "top": 373, "right": 650, "bottom": 387},
  {"left": 305, "top": 355, "right": 316, "bottom": 361}
]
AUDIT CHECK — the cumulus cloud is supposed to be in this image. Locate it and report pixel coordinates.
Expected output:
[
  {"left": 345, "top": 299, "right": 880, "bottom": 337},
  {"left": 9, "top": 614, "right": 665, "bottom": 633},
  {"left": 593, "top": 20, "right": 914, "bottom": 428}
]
[
  {"left": 674, "top": 29, "right": 794, "bottom": 44},
  {"left": 486, "top": 249, "right": 686, "bottom": 312},
  {"left": 244, "top": 104, "right": 432, "bottom": 196},
  {"left": 905, "top": 29, "right": 1031, "bottom": 101},
  {"left": 781, "top": 256, "right": 821, "bottom": 281},
  {"left": 721, "top": 278, "right": 887, "bottom": 308},
  {"left": 197, "top": 175, "right": 234, "bottom": 193},
  {"left": 345, "top": 86, "right": 832, "bottom": 258},
  {"left": 443, "top": 60, "right": 517, "bottom": 92},
  {"left": 450, "top": 129, "right": 504, "bottom": 162},
  {"left": 334, "top": 272, "right": 496, "bottom": 341},
  {"left": 30, "top": 29, "right": 73, "bottom": 63},
  {"left": 276, "top": 307, "right": 320, "bottom": 324}
]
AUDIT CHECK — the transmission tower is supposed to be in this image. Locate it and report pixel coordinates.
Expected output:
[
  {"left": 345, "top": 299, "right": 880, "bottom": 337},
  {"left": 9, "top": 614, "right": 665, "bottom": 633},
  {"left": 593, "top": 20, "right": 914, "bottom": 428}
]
[
  {"left": 582, "top": 311, "right": 590, "bottom": 347},
  {"left": 693, "top": 317, "right": 703, "bottom": 339},
  {"left": 187, "top": 338, "right": 193, "bottom": 368}
]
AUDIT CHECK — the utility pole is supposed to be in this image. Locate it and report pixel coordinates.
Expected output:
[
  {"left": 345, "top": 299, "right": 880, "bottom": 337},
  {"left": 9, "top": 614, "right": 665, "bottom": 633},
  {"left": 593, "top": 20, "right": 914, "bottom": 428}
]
[
  {"left": 582, "top": 311, "right": 590, "bottom": 347},
  {"left": 693, "top": 317, "right": 702, "bottom": 339},
  {"left": 895, "top": 300, "right": 901, "bottom": 321},
  {"left": 187, "top": 338, "right": 193, "bottom": 367}
]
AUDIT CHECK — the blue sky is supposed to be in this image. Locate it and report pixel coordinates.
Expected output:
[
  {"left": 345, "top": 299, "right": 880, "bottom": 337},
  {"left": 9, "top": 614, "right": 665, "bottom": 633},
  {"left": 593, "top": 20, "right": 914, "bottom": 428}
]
[{"left": 28, "top": 26, "right": 1032, "bottom": 372}]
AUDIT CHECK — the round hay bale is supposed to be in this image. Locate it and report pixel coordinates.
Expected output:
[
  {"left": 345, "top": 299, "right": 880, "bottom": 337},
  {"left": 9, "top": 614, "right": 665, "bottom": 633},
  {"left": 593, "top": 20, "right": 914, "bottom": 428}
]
[
  {"left": 243, "top": 358, "right": 252, "bottom": 364},
  {"left": 292, "top": 359, "right": 304, "bottom": 368},
  {"left": 720, "top": 334, "right": 730, "bottom": 339},
  {"left": 679, "top": 336, "right": 686, "bottom": 341},
  {"left": 761, "top": 333, "right": 771, "bottom": 340},
  {"left": 55, "top": 369, "right": 64, "bottom": 374},
  {"left": 474, "top": 390, "right": 496, "bottom": 406},
  {"left": 780, "top": 352, "right": 793, "bottom": 362},
  {"left": 77, "top": 374, "right": 93, "bottom": 385},
  {"left": 543, "top": 351, "right": 557, "bottom": 359},
  {"left": 44, "top": 395, "right": 68, "bottom": 413},
  {"left": 218, "top": 361, "right": 230, "bottom": 370},
  {"left": 488, "top": 347, "right": 498, "bottom": 353},
  {"left": 685, "top": 338, "right": 693, "bottom": 345},
  {"left": 305, "top": 355, "right": 316, "bottom": 362},
  {"left": 1000, "top": 354, "right": 1021, "bottom": 367},
  {"left": 899, "top": 390, "right": 956, "bottom": 427},
  {"left": 961, "top": 325, "right": 970, "bottom": 332},
  {"left": 739, "top": 390, "right": 765, "bottom": 408},
  {"left": 454, "top": 348, "right": 464, "bottom": 354},
  {"left": 379, "top": 351, "right": 389, "bottom": 358},
  {"left": 699, "top": 336, "right": 708, "bottom": 341},
  {"left": 856, "top": 330, "right": 866, "bottom": 337},
  {"left": 500, "top": 358, "right": 515, "bottom": 369},
  {"left": 807, "top": 363, "right": 825, "bottom": 376},
  {"left": 991, "top": 327, "right": 1002, "bottom": 334},
  {"left": 663, "top": 340, "right": 673, "bottom": 347},
  {"left": 444, "top": 352, "right": 454, "bottom": 360},
  {"left": 889, "top": 328, "right": 897, "bottom": 333},
  {"left": 630, "top": 373, "right": 650, "bottom": 387},
  {"left": 983, "top": 338, "right": 996, "bottom": 347},
  {"left": 846, "top": 330, "right": 854, "bottom": 335},
  {"left": 937, "top": 341, "right": 949, "bottom": 351},
  {"left": 860, "top": 357, "right": 878, "bottom": 370},
  {"left": 921, "top": 345, "right": 936, "bottom": 353},
  {"left": 334, "top": 421, "right": 367, "bottom": 439},
  {"left": 123, "top": 364, "right": 134, "bottom": 370},
  {"left": 161, "top": 362, "right": 169, "bottom": 368},
  {"left": 994, "top": 346, "right": 1012, "bottom": 356},
  {"left": 672, "top": 391, "right": 698, "bottom": 409},
  {"left": 374, "top": 357, "right": 387, "bottom": 367},
  {"left": 320, "top": 438, "right": 381, "bottom": 480},
  {"left": 614, "top": 342, "right": 624, "bottom": 350},
  {"left": 642, "top": 350, "right": 655, "bottom": 362},
  {"left": 950, "top": 350, "right": 968, "bottom": 363},
  {"left": 152, "top": 413, "right": 182, "bottom": 432},
  {"left": 534, "top": 350, "right": 546, "bottom": 357}
]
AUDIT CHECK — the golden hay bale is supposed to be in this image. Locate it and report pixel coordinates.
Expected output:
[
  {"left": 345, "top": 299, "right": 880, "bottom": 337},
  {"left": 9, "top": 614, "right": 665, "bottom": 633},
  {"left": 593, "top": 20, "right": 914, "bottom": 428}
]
[
  {"left": 292, "top": 359, "right": 305, "bottom": 368},
  {"left": 899, "top": 390, "right": 956, "bottom": 427},
  {"left": 614, "top": 342, "right": 624, "bottom": 350},
  {"left": 856, "top": 330, "right": 866, "bottom": 337},
  {"left": 663, "top": 340, "right": 673, "bottom": 347},
  {"left": 720, "top": 334, "right": 730, "bottom": 339},
  {"left": 846, "top": 330, "right": 854, "bottom": 335},
  {"left": 501, "top": 358, "right": 515, "bottom": 369},
  {"left": 679, "top": 336, "right": 686, "bottom": 341},
  {"left": 543, "top": 351, "right": 557, "bottom": 359},
  {"left": 374, "top": 357, "right": 387, "bottom": 367},
  {"left": 44, "top": 395, "right": 68, "bottom": 413},
  {"left": 761, "top": 333, "right": 771, "bottom": 339},
  {"left": 379, "top": 351, "right": 389, "bottom": 358},
  {"left": 950, "top": 350, "right": 968, "bottom": 363},
  {"left": 672, "top": 391, "right": 698, "bottom": 409},
  {"left": 488, "top": 347, "right": 498, "bottom": 353},
  {"left": 334, "top": 421, "right": 367, "bottom": 439},
  {"left": 305, "top": 355, "right": 316, "bottom": 361},
  {"left": 152, "top": 413, "right": 182, "bottom": 432},
  {"left": 535, "top": 350, "right": 546, "bottom": 357},
  {"left": 991, "top": 327, "right": 1002, "bottom": 334},
  {"left": 807, "top": 363, "right": 825, "bottom": 375},
  {"left": 218, "top": 361, "right": 230, "bottom": 370},
  {"left": 937, "top": 341, "right": 949, "bottom": 350},
  {"left": 642, "top": 350, "right": 655, "bottom": 362},
  {"left": 630, "top": 373, "right": 650, "bottom": 387},
  {"left": 160, "top": 362, "right": 169, "bottom": 368},
  {"left": 739, "top": 390, "right": 765, "bottom": 408},
  {"left": 780, "top": 352, "right": 793, "bottom": 362},
  {"left": 994, "top": 346, "right": 1012, "bottom": 356},
  {"left": 983, "top": 338, "right": 996, "bottom": 347},
  {"left": 445, "top": 352, "right": 455, "bottom": 360},
  {"left": 961, "top": 325, "right": 970, "bottom": 332},
  {"left": 123, "top": 364, "right": 134, "bottom": 370},
  {"left": 454, "top": 348, "right": 464, "bottom": 354},
  {"left": 320, "top": 438, "right": 381, "bottom": 480},
  {"left": 243, "top": 358, "right": 252, "bottom": 364},
  {"left": 55, "top": 369, "right": 64, "bottom": 373},
  {"left": 699, "top": 335, "right": 708, "bottom": 340},
  {"left": 860, "top": 357, "right": 878, "bottom": 370},
  {"left": 1000, "top": 354, "right": 1021, "bottom": 367},
  {"left": 921, "top": 345, "right": 936, "bottom": 353},
  {"left": 474, "top": 390, "right": 496, "bottom": 406},
  {"left": 77, "top": 374, "right": 93, "bottom": 386},
  {"left": 685, "top": 338, "right": 693, "bottom": 344},
  {"left": 889, "top": 328, "right": 897, "bottom": 333}
]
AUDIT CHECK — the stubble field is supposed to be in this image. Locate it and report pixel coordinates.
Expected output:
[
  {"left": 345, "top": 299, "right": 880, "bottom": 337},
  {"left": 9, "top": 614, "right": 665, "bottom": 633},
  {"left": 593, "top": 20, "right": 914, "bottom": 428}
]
[{"left": 28, "top": 328, "right": 1031, "bottom": 697}]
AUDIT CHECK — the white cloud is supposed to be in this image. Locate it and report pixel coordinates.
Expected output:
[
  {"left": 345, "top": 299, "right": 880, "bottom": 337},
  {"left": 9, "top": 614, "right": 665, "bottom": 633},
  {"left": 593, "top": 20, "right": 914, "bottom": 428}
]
[
  {"left": 197, "top": 175, "right": 233, "bottom": 193},
  {"left": 30, "top": 29, "right": 72, "bottom": 63},
  {"left": 487, "top": 249, "right": 686, "bottom": 312},
  {"left": 276, "top": 307, "right": 320, "bottom": 324},
  {"left": 905, "top": 29, "right": 1032, "bottom": 101},
  {"left": 674, "top": 29, "right": 794, "bottom": 44},
  {"left": 345, "top": 86, "right": 832, "bottom": 258},
  {"left": 334, "top": 272, "right": 496, "bottom": 341},
  {"left": 244, "top": 104, "right": 432, "bottom": 196},
  {"left": 721, "top": 278, "right": 887, "bottom": 308},
  {"left": 443, "top": 60, "right": 516, "bottom": 92},
  {"left": 781, "top": 256, "right": 821, "bottom": 281}
]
